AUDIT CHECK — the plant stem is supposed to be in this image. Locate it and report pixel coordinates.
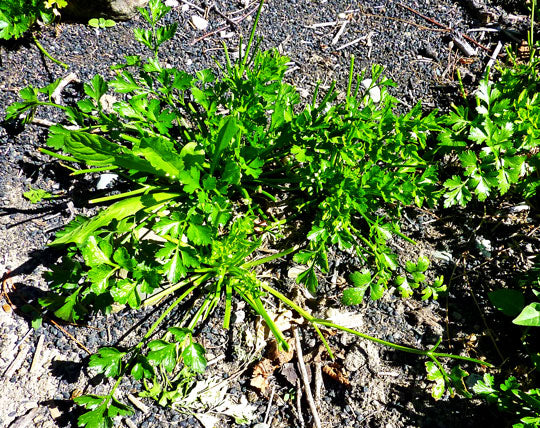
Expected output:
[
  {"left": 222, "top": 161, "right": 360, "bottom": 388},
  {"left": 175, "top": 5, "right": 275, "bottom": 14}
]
[
  {"left": 32, "top": 34, "right": 69, "bottom": 69},
  {"left": 242, "top": 246, "right": 298, "bottom": 269},
  {"left": 240, "top": 0, "right": 265, "bottom": 74},
  {"left": 89, "top": 186, "right": 155, "bottom": 204},
  {"left": 143, "top": 273, "right": 209, "bottom": 307},
  {"left": 259, "top": 282, "right": 492, "bottom": 367}
]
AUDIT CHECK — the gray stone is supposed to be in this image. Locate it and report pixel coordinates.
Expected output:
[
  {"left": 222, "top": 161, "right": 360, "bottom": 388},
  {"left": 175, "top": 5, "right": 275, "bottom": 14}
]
[{"left": 63, "top": 0, "right": 149, "bottom": 20}]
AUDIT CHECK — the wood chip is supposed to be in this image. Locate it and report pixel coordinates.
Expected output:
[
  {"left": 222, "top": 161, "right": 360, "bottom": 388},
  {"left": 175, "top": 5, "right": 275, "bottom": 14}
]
[
  {"left": 124, "top": 418, "right": 138, "bottom": 428},
  {"left": 30, "top": 334, "right": 45, "bottom": 374},
  {"left": 49, "top": 407, "right": 61, "bottom": 420},
  {"left": 127, "top": 394, "right": 150, "bottom": 414}
]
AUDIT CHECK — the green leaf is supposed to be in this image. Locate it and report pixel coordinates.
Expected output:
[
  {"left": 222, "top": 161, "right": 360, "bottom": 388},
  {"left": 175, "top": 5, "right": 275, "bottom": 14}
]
[
  {"left": 82, "top": 236, "right": 113, "bottom": 266},
  {"left": 210, "top": 116, "right": 238, "bottom": 173},
  {"left": 342, "top": 287, "right": 367, "bottom": 305},
  {"left": 222, "top": 161, "right": 241, "bottom": 185},
  {"left": 293, "top": 250, "right": 315, "bottom": 264},
  {"left": 110, "top": 279, "right": 141, "bottom": 308},
  {"left": 155, "top": 23, "right": 177, "bottom": 46},
  {"left": 53, "top": 289, "right": 82, "bottom": 322},
  {"left": 350, "top": 271, "right": 371, "bottom": 287},
  {"left": 84, "top": 75, "right": 108, "bottom": 102},
  {"left": 370, "top": 281, "right": 385, "bottom": 300},
  {"left": 23, "top": 187, "right": 53, "bottom": 203},
  {"left": 488, "top": 289, "right": 525, "bottom": 317},
  {"left": 396, "top": 275, "right": 413, "bottom": 298},
  {"left": 416, "top": 256, "right": 430, "bottom": 272},
  {"left": 178, "top": 167, "right": 201, "bottom": 193},
  {"left": 168, "top": 327, "right": 190, "bottom": 343},
  {"left": 51, "top": 192, "right": 179, "bottom": 245},
  {"left": 107, "top": 398, "right": 132, "bottom": 418},
  {"left": 110, "top": 71, "right": 141, "bottom": 93},
  {"left": 425, "top": 361, "right": 445, "bottom": 399},
  {"left": 186, "top": 223, "right": 212, "bottom": 246},
  {"left": 77, "top": 403, "right": 112, "bottom": 428},
  {"left": 296, "top": 267, "right": 318, "bottom": 294},
  {"left": 182, "top": 342, "right": 207, "bottom": 373},
  {"left": 472, "top": 373, "right": 496, "bottom": 396},
  {"left": 147, "top": 339, "right": 177, "bottom": 372},
  {"left": 87, "top": 265, "right": 117, "bottom": 295},
  {"left": 131, "top": 357, "right": 154, "bottom": 380},
  {"left": 89, "top": 347, "right": 126, "bottom": 377},
  {"left": 513, "top": 303, "right": 540, "bottom": 326},
  {"left": 163, "top": 246, "right": 186, "bottom": 283}
]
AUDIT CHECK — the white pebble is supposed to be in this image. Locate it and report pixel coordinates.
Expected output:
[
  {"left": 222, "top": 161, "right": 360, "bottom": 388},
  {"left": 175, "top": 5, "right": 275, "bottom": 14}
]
[{"left": 191, "top": 15, "right": 209, "bottom": 30}]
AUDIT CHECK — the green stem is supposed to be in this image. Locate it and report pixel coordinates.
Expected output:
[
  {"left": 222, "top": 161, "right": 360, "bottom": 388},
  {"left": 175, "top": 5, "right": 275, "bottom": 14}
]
[
  {"left": 142, "top": 280, "right": 203, "bottom": 341},
  {"left": 89, "top": 186, "right": 155, "bottom": 204},
  {"left": 70, "top": 165, "right": 119, "bottom": 176},
  {"left": 242, "top": 246, "right": 298, "bottom": 269},
  {"left": 240, "top": 0, "right": 265, "bottom": 74},
  {"left": 259, "top": 282, "right": 492, "bottom": 367},
  {"left": 32, "top": 34, "right": 69, "bottom": 69},
  {"left": 347, "top": 54, "right": 355, "bottom": 99},
  {"left": 39, "top": 148, "right": 77, "bottom": 162},
  {"left": 143, "top": 273, "right": 209, "bottom": 307}
]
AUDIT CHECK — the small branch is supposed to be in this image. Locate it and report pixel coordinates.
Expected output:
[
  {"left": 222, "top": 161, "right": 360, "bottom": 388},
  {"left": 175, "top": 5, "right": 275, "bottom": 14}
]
[
  {"left": 293, "top": 327, "right": 322, "bottom": 428},
  {"left": 397, "top": 3, "right": 491, "bottom": 53},
  {"left": 486, "top": 40, "right": 504, "bottom": 70},
  {"left": 50, "top": 318, "right": 92, "bottom": 355},
  {"left": 295, "top": 379, "right": 305, "bottom": 428},
  {"left": 51, "top": 72, "right": 79, "bottom": 105},
  {"left": 263, "top": 384, "right": 275, "bottom": 424},
  {"left": 331, "top": 20, "right": 348, "bottom": 45}
]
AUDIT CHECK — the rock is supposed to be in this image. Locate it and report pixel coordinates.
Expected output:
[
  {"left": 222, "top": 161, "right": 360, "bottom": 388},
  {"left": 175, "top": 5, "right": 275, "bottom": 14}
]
[
  {"left": 63, "top": 0, "right": 149, "bottom": 20},
  {"left": 191, "top": 15, "right": 209, "bottom": 30}
]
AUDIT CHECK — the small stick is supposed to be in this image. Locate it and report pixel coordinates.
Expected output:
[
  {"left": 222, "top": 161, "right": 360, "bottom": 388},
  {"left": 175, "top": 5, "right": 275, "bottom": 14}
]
[
  {"left": 190, "top": 4, "right": 258, "bottom": 44},
  {"left": 124, "top": 419, "right": 138, "bottom": 428},
  {"left": 210, "top": 3, "right": 239, "bottom": 29},
  {"left": 30, "top": 334, "right": 45, "bottom": 374},
  {"left": 293, "top": 327, "right": 322, "bottom": 428},
  {"left": 51, "top": 72, "right": 79, "bottom": 105},
  {"left": 295, "top": 379, "right": 305, "bottom": 428},
  {"left": 180, "top": 0, "right": 206, "bottom": 13},
  {"left": 32, "top": 117, "right": 80, "bottom": 130},
  {"left": 331, "top": 20, "right": 348, "bottom": 45},
  {"left": 49, "top": 319, "right": 92, "bottom": 355},
  {"left": 314, "top": 362, "right": 323, "bottom": 403},
  {"left": 4, "top": 344, "right": 30, "bottom": 378},
  {"left": 263, "top": 384, "right": 275, "bottom": 424},
  {"left": 336, "top": 36, "right": 367, "bottom": 51},
  {"left": 486, "top": 40, "right": 503, "bottom": 70},
  {"left": 206, "top": 354, "right": 226, "bottom": 366},
  {"left": 397, "top": 3, "right": 491, "bottom": 53},
  {"left": 452, "top": 35, "right": 477, "bottom": 56},
  {"left": 305, "top": 21, "right": 338, "bottom": 29},
  {"left": 127, "top": 394, "right": 150, "bottom": 414}
]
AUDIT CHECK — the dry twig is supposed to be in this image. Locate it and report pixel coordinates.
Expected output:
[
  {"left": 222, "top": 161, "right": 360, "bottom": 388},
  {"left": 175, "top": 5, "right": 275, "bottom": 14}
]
[{"left": 293, "top": 327, "right": 322, "bottom": 428}]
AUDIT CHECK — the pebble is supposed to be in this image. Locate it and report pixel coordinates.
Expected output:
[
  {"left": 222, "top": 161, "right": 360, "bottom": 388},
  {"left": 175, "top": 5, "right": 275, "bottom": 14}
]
[{"left": 191, "top": 15, "right": 209, "bottom": 30}]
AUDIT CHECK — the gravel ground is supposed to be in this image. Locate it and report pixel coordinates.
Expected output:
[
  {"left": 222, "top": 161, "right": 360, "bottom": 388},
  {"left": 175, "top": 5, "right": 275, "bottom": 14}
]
[{"left": 0, "top": 1, "right": 537, "bottom": 427}]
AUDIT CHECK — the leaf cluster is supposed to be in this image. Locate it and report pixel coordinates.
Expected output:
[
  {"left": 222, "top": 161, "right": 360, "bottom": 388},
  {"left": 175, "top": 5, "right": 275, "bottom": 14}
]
[
  {"left": 474, "top": 374, "right": 540, "bottom": 427},
  {"left": 439, "top": 53, "right": 540, "bottom": 207},
  {"left": 0, "top": 0, "right": 67, "bottom": 40}
]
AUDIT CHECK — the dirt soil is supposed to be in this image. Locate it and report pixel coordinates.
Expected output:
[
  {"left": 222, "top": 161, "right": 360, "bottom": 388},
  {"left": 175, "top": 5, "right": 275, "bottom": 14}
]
[{"left": 0, "top": 1, "right": 538, "bottom": 427}]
